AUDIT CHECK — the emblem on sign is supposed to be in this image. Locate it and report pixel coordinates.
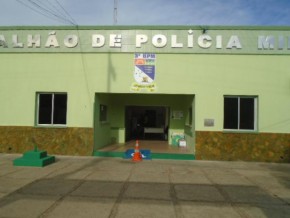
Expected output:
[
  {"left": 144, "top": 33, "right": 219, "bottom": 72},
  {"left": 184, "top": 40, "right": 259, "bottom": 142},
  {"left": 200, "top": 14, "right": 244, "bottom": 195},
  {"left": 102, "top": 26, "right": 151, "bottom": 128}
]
[{"left": 131, "top": 53, "right": 157, "bottom": 92}]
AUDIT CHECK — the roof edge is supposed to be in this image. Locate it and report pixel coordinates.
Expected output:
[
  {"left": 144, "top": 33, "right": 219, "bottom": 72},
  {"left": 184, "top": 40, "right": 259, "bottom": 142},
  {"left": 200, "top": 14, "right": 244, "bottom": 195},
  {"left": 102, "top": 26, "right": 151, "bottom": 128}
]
[{"left": 0, "top": 25, "right": 290, "bottom": 31}]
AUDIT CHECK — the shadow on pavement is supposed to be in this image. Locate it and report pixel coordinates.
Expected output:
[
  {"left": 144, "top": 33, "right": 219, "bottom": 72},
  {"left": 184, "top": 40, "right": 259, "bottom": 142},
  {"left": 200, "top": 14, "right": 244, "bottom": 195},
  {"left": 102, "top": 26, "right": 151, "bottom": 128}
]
[{"left": 0, "top": 156, "right": 290, "bottom": 218}]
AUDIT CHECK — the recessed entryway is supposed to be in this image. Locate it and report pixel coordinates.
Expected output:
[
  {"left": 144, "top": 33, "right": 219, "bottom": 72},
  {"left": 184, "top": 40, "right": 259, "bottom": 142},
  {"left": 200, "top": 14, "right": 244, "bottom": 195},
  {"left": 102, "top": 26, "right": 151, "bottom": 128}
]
[
  {"left": 125, "top": 106, "right": 169, "bottom": 141},
  {"left": 94, "top": 93, "right": 195, "bottom": 157}
]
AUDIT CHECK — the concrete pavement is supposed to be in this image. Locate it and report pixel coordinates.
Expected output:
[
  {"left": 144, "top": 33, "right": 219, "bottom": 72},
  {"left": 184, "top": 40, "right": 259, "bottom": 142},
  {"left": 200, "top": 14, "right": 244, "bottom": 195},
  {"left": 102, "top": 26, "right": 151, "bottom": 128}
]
[{"left": 0, "top": 153, "right": 290, "bottom": 218}]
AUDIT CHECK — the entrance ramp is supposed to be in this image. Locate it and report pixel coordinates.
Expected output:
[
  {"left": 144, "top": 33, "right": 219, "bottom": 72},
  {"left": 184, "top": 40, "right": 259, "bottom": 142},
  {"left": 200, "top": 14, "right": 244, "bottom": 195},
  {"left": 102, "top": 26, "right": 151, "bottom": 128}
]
[{"left": 93, "top": 140, "right": 195, "bottom": 160}]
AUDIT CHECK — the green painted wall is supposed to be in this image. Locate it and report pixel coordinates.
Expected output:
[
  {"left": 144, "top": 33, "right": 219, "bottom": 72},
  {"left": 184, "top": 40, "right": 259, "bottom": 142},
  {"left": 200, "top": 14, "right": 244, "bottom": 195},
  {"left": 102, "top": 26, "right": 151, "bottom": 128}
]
[
  {"left": 1, "top": 27, "right": 289, "bottom": 160},
  {"left": 94, "top": 94, "right": 111, "bottom": 149},
  {"left": 0, "top": 52, "right": 289, "bottom": 134}
]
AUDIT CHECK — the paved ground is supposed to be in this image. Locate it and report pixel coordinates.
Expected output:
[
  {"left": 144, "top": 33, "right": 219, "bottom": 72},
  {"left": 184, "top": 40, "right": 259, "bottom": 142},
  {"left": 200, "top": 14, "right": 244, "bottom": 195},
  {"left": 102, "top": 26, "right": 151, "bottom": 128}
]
[{"left": 0, "top": 154, "right": 290, "bottom": 218}]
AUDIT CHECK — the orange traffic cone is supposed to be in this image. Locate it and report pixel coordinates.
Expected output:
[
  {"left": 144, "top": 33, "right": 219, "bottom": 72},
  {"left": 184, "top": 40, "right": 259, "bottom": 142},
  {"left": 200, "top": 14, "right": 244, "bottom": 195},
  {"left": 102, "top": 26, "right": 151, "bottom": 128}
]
[{"left": 132, "top": 140, "right": 142, "bottom": 162}]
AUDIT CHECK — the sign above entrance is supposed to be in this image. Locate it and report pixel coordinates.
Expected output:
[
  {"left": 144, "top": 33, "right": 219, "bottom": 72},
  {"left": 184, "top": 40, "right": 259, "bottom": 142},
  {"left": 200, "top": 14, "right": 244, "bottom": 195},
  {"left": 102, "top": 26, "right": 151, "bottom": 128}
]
[
  {"left": 131, "top": 53, "right": 157, "bottom": 92},
  {"left": 0, "top": 28, "right": 290, "bottom": 54}
]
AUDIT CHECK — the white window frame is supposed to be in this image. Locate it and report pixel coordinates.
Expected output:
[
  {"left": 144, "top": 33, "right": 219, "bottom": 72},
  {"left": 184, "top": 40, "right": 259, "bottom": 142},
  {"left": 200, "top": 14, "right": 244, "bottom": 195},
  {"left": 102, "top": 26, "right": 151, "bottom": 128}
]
[
  {"left": 223, "top": 96, "right": 258, "bottom": 132},
  {"left": 36, "top": 92, "right": 67, "bottom": 127}
]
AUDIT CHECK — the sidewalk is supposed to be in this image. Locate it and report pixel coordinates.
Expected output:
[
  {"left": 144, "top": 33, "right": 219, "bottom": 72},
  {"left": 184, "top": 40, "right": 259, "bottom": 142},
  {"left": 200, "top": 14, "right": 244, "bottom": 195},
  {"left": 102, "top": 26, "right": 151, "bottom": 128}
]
[{"left": 0, "top": 153, "right": 290, "bottom": 218}]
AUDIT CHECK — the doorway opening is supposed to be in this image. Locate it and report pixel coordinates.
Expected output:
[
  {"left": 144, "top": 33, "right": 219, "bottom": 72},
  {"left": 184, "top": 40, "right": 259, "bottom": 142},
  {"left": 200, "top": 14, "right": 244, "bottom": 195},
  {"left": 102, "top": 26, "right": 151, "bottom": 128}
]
[{"left": 125, "top": 106, "right": 169, "bottom": 141}]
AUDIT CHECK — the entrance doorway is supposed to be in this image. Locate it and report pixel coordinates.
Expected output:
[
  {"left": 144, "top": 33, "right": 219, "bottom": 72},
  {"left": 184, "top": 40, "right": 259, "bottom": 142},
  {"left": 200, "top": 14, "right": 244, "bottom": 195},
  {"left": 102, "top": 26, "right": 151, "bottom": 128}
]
[
  {"left": 125, "top": 106, "right": 169, "bottom": 141},
  {"left": 94, "top": 93, "right": 195, "bottom": 155}
]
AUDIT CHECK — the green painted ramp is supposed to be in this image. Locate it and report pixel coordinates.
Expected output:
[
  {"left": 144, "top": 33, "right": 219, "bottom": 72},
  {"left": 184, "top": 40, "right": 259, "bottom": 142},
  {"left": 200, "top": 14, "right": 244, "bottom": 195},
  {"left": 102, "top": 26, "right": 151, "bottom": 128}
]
[{"left": 93, "top": 151, "right": 195, "bottom": 160}]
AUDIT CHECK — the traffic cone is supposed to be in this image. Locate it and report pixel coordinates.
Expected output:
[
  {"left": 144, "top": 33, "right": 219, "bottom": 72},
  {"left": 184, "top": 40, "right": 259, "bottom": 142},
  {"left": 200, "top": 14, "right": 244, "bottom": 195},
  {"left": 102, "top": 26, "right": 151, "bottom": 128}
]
[{"left": 132, "top": 140, "right": 142, "bottom": 162}]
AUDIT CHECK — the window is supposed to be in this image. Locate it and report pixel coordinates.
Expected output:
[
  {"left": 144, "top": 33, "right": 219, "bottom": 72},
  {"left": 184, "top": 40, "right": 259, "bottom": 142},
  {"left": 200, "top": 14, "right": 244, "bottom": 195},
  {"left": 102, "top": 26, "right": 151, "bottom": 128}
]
[
  {"left": 99, "top": 104, "right": 107, "bottom": 122},
  {"left": 224, "top": 96, "right": 257, "bottom": 131},
  {"left": 37, "top": 93, "right": 67, "bottom": 126}
]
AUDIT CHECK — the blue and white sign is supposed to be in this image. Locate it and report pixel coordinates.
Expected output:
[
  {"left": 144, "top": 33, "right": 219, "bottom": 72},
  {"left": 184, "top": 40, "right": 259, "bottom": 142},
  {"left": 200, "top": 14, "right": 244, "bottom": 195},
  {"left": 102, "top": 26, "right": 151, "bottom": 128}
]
[{"left": 131, "top": 53, "right": 157, "bottom": 92}]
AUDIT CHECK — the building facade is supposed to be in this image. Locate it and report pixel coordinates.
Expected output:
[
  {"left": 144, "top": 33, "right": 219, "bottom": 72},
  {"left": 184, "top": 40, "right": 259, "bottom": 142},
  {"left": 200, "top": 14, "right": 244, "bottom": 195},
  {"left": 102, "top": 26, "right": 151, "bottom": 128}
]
[{"left": 0, "top": 26, "right": 289, "bottom": 162}]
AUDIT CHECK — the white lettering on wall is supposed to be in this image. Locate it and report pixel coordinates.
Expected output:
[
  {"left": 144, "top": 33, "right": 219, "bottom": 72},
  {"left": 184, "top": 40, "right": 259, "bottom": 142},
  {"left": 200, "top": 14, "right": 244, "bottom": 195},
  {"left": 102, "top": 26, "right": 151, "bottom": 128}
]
[
  {"left": 136, "top": 34, "right": 148, "bottom": 47},
  {"left": 152, "top": 34, "right": 167, "bottom": 48},
  {"left": 92, "top": 34, "right": 105, "bottom": 47},
  {"left": 226, "top": 35, "right": 242, "bottom": 49},
  {"left": 64, "top": 35, "right": 78, "bottom": 48},
  {"left": 12, "top": 35, "right": 23, "bottom": 48},
  {"left": 0, "top": 30, "right": 289, "bottom": 53},
  {"left": 278, "top": 36, "right": 284, "bottom": 50},
  {"left": 187, "top": 30, "right": 194, "bottom": 48},
  {"left": 171, "top": 35, "right": 183, "bottom": 48},
  {"left": 198, "top": 35, "right": 212, "bottom": 48},
  {"left": 27, "top": 35, "right": 41, "bottom": 48},
  {"left": 258, "top": 36, "right": 275, "bottom": 50},
  {"left": 45, "top": 31, "right": 59, "bottom": 48},
  {"left": 0, "top": 35, "right": 7, "bottom": 47},
  {"left": 109, "top": 34, "right": 122, "bottom": 47},
  {"left": 216, "top": 35, "right": 222, "bottom": 49}
]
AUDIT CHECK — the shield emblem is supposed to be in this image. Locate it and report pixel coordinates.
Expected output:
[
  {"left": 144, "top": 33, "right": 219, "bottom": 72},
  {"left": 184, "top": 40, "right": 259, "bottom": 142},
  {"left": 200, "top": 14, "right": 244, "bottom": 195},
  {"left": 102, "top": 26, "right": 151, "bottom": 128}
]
[{"left": 134, "top": 65, "right": 155, "bottom": 84}]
